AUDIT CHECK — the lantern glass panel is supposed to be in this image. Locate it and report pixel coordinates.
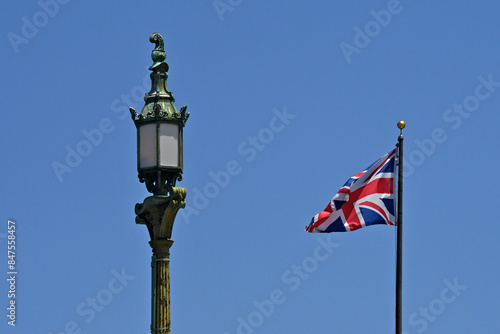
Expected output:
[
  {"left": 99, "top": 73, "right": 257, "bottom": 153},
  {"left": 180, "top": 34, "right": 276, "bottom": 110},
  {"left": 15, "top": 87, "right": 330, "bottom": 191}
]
[
  {"left": 139, "top": 123, "right": 157, "bottom": 169},
  {"left": 159, "top": 123, "right": 179, "bottom": 167}
]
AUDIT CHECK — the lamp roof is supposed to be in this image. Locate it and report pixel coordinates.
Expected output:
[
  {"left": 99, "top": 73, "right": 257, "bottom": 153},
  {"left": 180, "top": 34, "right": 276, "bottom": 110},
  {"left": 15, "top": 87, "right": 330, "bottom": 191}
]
[{"left": 130, "top": 32, "right": 189, "bottom": 127}]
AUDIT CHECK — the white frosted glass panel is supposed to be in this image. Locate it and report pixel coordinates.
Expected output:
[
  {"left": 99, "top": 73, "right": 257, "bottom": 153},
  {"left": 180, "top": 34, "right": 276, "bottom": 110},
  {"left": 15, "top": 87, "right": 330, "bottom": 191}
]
[
  {"left": 159, "top": 123, "right": 179, "bottom": 167},
  {"left": 139, "top": 124, "right": 157, "bottom": 168}
]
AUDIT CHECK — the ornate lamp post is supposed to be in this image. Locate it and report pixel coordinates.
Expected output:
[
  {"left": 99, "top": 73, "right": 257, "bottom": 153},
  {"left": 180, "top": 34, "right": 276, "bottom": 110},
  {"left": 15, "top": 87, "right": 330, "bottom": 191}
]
[{"left": 130, "top": 32, "right": 189, "bottom": 334}]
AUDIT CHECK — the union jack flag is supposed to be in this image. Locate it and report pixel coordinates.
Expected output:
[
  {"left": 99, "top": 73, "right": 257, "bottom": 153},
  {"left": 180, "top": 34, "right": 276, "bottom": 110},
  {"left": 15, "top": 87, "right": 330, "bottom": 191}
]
[{"left": 306, "top": 149, "right": 397, "bottom": 233}]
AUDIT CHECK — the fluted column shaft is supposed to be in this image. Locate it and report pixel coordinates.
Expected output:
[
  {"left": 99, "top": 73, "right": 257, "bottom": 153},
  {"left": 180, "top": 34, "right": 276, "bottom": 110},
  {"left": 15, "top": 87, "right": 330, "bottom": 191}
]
[{"left": 150, "top": 239, "right": 173, "bottom": 334}]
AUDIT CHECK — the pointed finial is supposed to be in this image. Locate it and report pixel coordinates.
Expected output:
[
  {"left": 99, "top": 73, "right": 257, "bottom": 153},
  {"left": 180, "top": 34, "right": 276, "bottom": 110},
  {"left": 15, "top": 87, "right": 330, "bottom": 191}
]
[
  {"left": 129, "top": 107, "right": 137, "bottom": 121},
  {"left": 149, "top": 32, "right": 167, "bottom": 69}
]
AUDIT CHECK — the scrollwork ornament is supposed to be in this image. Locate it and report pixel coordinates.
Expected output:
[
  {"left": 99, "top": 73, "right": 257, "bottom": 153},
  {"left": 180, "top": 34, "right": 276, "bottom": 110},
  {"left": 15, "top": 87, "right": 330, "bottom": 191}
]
[
  {"left": 153, "top": 102, "right": 162, "bottom": 117},
  {"left": 149, "top": 32, "right": 166, "bottom": 64},
  {"left": 145, "top": 178, "right": 156, "bottom": 193}
]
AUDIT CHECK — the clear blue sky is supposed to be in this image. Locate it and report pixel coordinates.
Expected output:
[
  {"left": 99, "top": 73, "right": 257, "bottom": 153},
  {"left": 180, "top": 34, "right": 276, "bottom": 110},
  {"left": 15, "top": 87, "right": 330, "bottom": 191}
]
[{"left": 1, "top": 1, "right": 499, "bottom": 333}]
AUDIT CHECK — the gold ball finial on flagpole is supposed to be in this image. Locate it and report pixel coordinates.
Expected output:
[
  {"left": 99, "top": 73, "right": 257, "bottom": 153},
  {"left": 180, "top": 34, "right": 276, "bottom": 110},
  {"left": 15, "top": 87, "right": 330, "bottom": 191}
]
[{"left": 397, "top": 120, "right": 406, "bottom": 129}]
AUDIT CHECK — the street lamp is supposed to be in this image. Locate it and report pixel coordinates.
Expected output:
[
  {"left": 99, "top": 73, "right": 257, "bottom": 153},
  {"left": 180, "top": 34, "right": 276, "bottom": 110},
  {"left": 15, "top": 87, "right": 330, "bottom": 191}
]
[
  {"left": 130, "top": 32, "right": 189, "bottom": 334},
  {"left": 131, "top": 32, "right": 189, "bottom": 196}
]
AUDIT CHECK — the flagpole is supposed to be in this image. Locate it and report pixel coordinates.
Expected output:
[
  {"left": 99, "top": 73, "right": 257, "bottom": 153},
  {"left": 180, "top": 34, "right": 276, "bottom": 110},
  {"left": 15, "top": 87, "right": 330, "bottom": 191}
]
[{"left": 396, "top": 120, "right": 405, "bottom": 334}]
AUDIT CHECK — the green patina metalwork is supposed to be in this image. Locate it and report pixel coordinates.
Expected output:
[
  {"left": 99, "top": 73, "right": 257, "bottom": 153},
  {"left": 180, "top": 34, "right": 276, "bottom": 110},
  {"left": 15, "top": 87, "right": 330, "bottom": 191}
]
[
  {"left": 130, "top": 32, "right": 189, "bottom": 197},
  {"left": 130, "top": 32, "right": 190, "bottom": 126},
  {"left": 134, "top": 187, "right": 187, "bottom": 241},
  {"left": 131, "top": 33, "right": 189, "bottom": 334}
]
